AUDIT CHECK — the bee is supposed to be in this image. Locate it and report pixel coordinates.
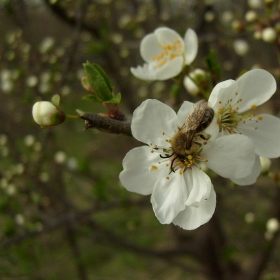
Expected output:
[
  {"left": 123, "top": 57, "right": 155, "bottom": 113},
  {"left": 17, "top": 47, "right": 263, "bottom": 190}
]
[{"left": 171, "top": 100, "right": 214, "bottom": 159}]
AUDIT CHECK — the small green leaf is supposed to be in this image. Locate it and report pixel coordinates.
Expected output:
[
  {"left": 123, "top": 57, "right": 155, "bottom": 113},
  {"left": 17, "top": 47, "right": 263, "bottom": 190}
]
[
  {"left": 76, "top": 109, "right": 85, "bottom": 116},
  {"left": 51, "top": 94, "right": 60, "bottom": 107},
  {"left": 83, "top": 61, "right": 112, "bottom": 102},
  {"left": 104, "top": 92, "right": 121, "bottom": 104},
  {"left": 92, "top": 63, "right": 112, "bottom": 92},
  {"left": 82, "top": 94, "right": 102, "bottom": 103}
]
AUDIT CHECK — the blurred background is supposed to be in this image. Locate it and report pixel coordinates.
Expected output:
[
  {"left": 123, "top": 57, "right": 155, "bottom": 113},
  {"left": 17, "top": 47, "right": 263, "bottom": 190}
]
[{"left": 0, "top": 0, "right": 280, "bottom": 279}]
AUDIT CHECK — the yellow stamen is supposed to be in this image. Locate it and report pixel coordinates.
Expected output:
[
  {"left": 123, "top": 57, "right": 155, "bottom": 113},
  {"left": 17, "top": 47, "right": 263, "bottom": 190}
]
[{"left": 251, "top": 104, "right": 257, "bottom": 110}]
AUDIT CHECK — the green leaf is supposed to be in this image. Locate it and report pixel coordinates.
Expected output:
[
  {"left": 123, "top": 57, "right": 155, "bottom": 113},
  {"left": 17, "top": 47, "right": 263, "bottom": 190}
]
[
  {"left": 83, "top": 61, "right": 112, "bottom": 102},
  {"left": 82, "top": 94, "right": 102, "bottom": 103},
  {"left": 204, "top": 49, "right": 221, "bottom": 83},
  {"left": 104, "top": 92, "right": 121, "bottom": 104},
  {"left": 93, "top": 63, "right": 113, "bottom": 92}
]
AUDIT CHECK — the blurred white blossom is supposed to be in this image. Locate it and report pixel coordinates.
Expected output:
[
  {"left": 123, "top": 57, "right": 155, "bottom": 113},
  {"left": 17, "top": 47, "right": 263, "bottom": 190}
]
[
  {"left": 26, "top": 75, "right": 38, "bottom": 88},
  {"left": 54, "top": 151, "right": 67, "bottom": 164},
  {"left": 39, "top": 37, "right": 55, "bottom": 53},
  {"left": 262, "top": 27, "right": 277, "bottom": 43},
  {"left": 233, "top": 39, "right": 249, "bottom": 56},
  {"left": 244, "top": 212, "right": 255, "bottom": 223},
  {"left": 131, "top": 27, "right": 198, "bottom": 81}
]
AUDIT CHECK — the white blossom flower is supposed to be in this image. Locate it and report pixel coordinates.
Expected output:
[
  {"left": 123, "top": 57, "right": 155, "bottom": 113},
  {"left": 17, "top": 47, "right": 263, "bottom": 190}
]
[
  {"left": 131, "top": 27, "right": 198, "bottom": 81},
  {"left": 120, "top": 99, "right": 256, "bottom": 230},
  {"left": 208, "top": 69, "right": 280, "bottom": 184},
  {"left": 209, "top": 69, "right": 279, "bottom": 157}
]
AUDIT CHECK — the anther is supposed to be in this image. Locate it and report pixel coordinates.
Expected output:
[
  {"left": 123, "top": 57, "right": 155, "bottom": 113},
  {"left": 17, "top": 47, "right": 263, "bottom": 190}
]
[{"left": 251, "top": 104, "right": 257, "bottom": 110}]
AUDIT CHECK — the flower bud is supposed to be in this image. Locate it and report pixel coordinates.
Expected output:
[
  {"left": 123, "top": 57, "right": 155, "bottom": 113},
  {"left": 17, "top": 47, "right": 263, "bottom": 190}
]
[
  {"left": 260, "top": 156, "right": 271, "bottom": 173},
  {"left": 266, "top": 218, "right": 279, "bottom": 233},
  {"left": 204, "top": 11, "right": 215, "bottom": 22},
  {"left": 245, "top": 10, "right": 257, "bottom": 22},
  {"left": 248, "top": 0, "right": 262, "bottom": 9},
  {"left": 32, "top": 100, "right": 65, "bottom": 128},
  {"left": 233, "top": 39, "right": 249, "bottom": 56},
  {"left": 183, "top": 69, "right": 207, "bottom": 96},
  {"left": 262, "top": 27, "right": 277, "bottom": 43}
]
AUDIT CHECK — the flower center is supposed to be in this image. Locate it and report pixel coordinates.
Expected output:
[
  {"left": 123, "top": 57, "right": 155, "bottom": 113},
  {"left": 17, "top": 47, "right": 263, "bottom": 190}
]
[
  {"left": 217, "top": 96, "right": 262, "bottom": 133},
  {"left": 151, "top": 39, "right": 183, "bottom": 68},
  {"left": 149, "top": 131, "right": 208, "bottom": 175}
]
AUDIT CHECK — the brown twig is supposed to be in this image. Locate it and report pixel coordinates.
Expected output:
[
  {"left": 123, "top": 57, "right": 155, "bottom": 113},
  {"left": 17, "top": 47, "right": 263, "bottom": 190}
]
[
  {"left": 43, "top": 0, "right": 100, "bottom": 38},
  {"left": 80, "top": 113, "right": 132, "bottom": 136}
]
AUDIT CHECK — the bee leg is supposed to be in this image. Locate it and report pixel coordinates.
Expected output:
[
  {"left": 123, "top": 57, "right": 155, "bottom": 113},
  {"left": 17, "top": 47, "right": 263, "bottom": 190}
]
[
  {"left": 170, "top": 156, "right": 178, "bottom": 173},
  {"left": 199, "top": 132, "right": 210, "bottom": 140}
]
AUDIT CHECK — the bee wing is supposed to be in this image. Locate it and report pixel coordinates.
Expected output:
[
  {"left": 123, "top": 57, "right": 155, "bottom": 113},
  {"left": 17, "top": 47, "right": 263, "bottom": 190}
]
[
  {"left": 178, "top": 125, "right": 197, "bottom": 150},
  {"left": 185, "top": 100, "right": 209, "bottom": 131}
]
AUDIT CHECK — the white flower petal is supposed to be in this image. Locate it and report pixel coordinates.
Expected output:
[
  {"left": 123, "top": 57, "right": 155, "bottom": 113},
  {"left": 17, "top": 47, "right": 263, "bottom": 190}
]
[
  {"left": 176, "top": 101, "right": 194, "bottom": 125},
  {"left": 130, "top": 64, "right": 156, "bottom": 80},
  {"left": 151, "top": 172, "right": 188, "bottom": 224},
  {"left": 140, "top": 33, "right": 163, "bottom": 63},
  {"left": 184, "top": 168, "right": 212, "bottom": 207},
  {"left": 154, "top": 27, "right": 183, "bottom": 46},
  {"left": 230, "top": 155, "right": 261, "bottom": 185},
  {"left": 208, "top": 80, "right": 237, "bottom": 109},
  {"left": 119, "top": 146, "right": 158, "bottom": 195},
  {"left": 236, "top": 69, "right": 276, "bottom": 113},
  {"left": 132, "top": 99, "right": 181, "bottom": 146},
  {"left": 154, "top": 57, "right": 184, "bottom": 80},
  {"left": 173, "top": 186, "right": 216, "bottom": 230},
  {"left": 203, "top": 134, "right": 255, "bottom": 179},
  {"left": 204, "top": 114, "right": 219, "bottom": 142},
  {"left": 238, "top": 114, "right": 280, "bottom": 158},
  {"left": 184, "top": 28, "right": 198, "bottom": 65}
]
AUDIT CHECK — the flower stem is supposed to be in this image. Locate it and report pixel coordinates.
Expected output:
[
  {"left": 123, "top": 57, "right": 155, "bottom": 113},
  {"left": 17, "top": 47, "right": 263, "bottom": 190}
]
[{"left": 66, "top": 114, "right": 80, "bottom": 119}]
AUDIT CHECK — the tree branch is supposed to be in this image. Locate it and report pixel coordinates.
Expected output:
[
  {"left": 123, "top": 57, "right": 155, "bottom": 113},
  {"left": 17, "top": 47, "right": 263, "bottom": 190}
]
[{"left": 80, "top": 113, "right": 132, "bottom": 136}]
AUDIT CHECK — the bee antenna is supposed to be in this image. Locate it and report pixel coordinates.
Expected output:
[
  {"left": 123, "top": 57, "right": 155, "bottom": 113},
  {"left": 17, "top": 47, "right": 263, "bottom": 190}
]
[{"left": 160, "top": 153, "right": 174, "bottom": 159}]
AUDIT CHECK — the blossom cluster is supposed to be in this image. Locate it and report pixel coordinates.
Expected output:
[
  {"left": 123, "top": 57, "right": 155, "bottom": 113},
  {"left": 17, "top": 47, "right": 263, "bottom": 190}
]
[{"left": 120, "top": 27, "right": 280, "bottom": 230}]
